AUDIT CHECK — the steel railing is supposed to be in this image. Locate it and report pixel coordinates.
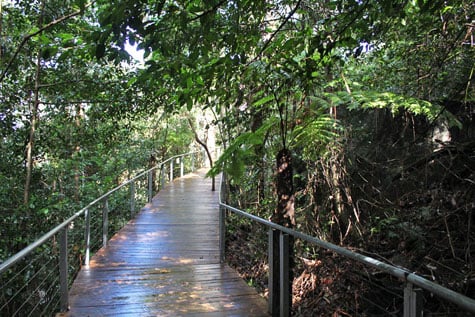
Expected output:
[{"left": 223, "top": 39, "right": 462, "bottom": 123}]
[
  {"left": 0, "top": 151, "right": 204, "bottom": 316},
  {"left": 218, "top": 174, "right": 475, "bottom": 317}
]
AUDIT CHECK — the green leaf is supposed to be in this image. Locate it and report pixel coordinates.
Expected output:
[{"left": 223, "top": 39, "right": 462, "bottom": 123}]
[
  {"left": 59, "top": 33, "right": 75, "bottom": 41},
  {"left": 38, "top": 208, "right": 49, "bottom": 215},
  {"left": 349, "top": 91, "right": 461, "bottom": 128},
  {"left": 30, "top": 26, "right": 40, "bottom": 34},
  {"left": 253, "top": 95, "right": 274, "bottom": 107},
  {"left": 441, "top": 6, "right": 454, "bottom": 14}
]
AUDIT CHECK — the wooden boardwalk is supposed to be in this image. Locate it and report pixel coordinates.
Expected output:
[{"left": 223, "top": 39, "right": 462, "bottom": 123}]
[{"left": 67, "top": 170, "right": 269, "bottom": 316}]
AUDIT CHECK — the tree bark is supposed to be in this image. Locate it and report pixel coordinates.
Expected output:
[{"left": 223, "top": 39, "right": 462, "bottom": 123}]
[
  {"left": 24, "top": 96, "right": 38, "bottom": 206},
  {"left": 24, "top": 0, "right": 45, "bottom": 206},
  {"left": 149, "top": 153, "right": 158, "bottom": 192},
  {"left": 187, "top": 117, "right": 215, "bottom": 191},
  {"left": 271, "top": 147, "right": 295, "bottom": 314},
  {"left": 73, "top": 104, "right": 84, "bottom": 201},
  {"left": 251, "top": 105, "right": 266, "bottom": 204},
  {"left": 272, "top": 148, "right": 295, "bottom": 227}
]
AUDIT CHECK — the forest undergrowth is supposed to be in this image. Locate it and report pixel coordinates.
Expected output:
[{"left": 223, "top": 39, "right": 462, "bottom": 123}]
[{"left": 225, "top": 110, "right": 475, "bottom": 316}]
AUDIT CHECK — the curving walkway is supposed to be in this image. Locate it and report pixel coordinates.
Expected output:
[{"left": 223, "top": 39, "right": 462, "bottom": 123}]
[{"left": 67, "top": 169, "right": 268, "bottom": 316}]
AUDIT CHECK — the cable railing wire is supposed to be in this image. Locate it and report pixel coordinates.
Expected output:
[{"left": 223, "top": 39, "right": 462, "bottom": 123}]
[
  {"left": 0, "top": 151, "right": 204, "bottom": 316},
  {"left": 218, "top": 173, "right": 475, "bottom": 316}
]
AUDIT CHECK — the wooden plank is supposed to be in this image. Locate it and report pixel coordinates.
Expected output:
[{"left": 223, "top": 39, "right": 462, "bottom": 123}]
[{"left": 67, "top": 170, "right": 269, "bottom": 316}]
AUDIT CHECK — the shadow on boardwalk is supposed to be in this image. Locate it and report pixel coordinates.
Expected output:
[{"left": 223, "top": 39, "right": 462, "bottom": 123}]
[{"left": 66, "top": 169, "right": 269, "bottom": 316}]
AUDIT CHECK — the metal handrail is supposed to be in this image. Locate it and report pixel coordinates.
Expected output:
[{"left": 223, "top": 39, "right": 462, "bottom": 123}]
[
  {"left": 0, "top": 151, "right": 199, "bottom": 274},
  {"left": 218, "top": 174, "right": 475, "bottom": 316},
  {"left": 0, "top": 150, "right": 203, "bottom": 315}
]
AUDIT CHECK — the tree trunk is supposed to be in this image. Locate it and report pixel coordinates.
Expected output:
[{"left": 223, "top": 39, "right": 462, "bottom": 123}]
[
  {"left": 73, "top": 104, "right": 84, "bottom": 201},
  {"left": 271, "top": 147, "right": 295, "bottom": 314},
  {"left": 24, "top": 0, "right": 45, "bottom": 206},
  {"left": 149, "top": 153, "right": 158, "bottom": 192},
  {"left": 24, "top": 97, "right": 38, "bottom": 206},
  {"left": 251, "top": 106, "right": 266, "bottom": 204},
  {"left": 272, "top": 148, "right": 295, "bottom": 227},
  {"left": 187, "top": 117, "right": 215, "bottom": 191}
]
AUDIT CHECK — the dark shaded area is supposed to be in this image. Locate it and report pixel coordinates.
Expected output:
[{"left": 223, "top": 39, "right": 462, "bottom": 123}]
[{"left": 225, "top": 102, "right": 475, "bottom": 315}]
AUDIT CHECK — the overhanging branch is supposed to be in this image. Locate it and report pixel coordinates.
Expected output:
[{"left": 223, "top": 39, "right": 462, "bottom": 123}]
[
  {"left": 251, "top": 0, "right": 302, "bottom": 64},
  {"left": 187, "top": 116, "right": 215, "bottom": 191},
  {"left": 0, "top": 8, "right": 84, "bottom": 83}
]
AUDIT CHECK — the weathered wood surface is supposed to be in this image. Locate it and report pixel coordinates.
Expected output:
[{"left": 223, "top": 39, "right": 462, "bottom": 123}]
[{"left": 67, "top": 170, "right": 269, "bottom": 316}]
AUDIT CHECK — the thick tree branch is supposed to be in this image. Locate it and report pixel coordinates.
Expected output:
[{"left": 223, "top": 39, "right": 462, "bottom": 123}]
[
  {"left": 189, "top": 0, "right": 227, "bottom": 22},
  {"left": 0, "top": 8, "right": 83, "bottom": 83},
  {"left": 187, "top": 117, "right": 215, "bottom": 191},
  {"left": 251, "top": 0, "right": 302, "bottom": 64},
  {"left": 40, "top": 100, "right": 115, "bottom": 105},
  {"left": 37, "top": 78, "right": 123, "bottom": 88}
]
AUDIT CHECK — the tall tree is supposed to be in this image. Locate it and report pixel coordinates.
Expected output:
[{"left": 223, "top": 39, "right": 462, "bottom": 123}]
[{"left": 24, "top": 0, "right": 45, "bottom": 205}]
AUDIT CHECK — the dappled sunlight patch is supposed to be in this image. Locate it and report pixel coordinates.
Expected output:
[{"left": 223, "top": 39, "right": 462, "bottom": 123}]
[
  {"left": 145, "top": 289, "right": 238, "bottom": 314},
  {"left": 115, "top": 279, "right": 134, "bottom": 285},
  {"left": 134, "top": 230, "right": 169, "bottom": 242},
  {"left": 178, "top": 258, "right": 194, "bottom": 264},
  {"left": 152, "top": 268, "right": 171, "bottom": 274},
  {"left": 66, "top": 169, "right": 268, "bottom": 316},
  {"left": 159, "top": 256, "right": 195, "bottom": 265},
  {"left": 88, "top": 259, "right": 126, "bottom": 268}
]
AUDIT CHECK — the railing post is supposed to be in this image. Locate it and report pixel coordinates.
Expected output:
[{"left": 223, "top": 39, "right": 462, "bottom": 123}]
[
  {"left": 191, "top": 152, "right": 195, "bottom": 171},
  {"left": 268, "top": 228, "right": 280, "bottom": 316},
  {"left": 219, "top": 205, "right": 225, "bottom": 263},
  {"left": 59, "top": 227, "right": 69, "bottom": 312},
  {"left": 404, "top": 282, "right": 423, "bottom": 317},
  {"left": 130, "top": 180, "right": 135, "bottom": 216},
  {"left": 84, "top": 208, "right": 91, "bottom": 266},
  {"left": 279, "top": 232, "right": 291, "bottom": 317},
  {"left": 148, "top": 170, "right": 153, "bottom": 203},
  {"left": 169, "top": 160, "right": 174, "bottom": 181},
  {"left": 180, "top": 156, "right": 184, "bottom": 177},
  {"left": 102, "top": 198, "right": 109, "bottom": 248}
]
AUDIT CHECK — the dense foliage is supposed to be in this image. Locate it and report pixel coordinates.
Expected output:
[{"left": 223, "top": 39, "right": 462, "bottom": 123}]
[
  {"left": 1, "top": 0, "right": 195, "bottom": 247},
  {"left": 1, "top": 0, "right": 474, "bottom": 315}
]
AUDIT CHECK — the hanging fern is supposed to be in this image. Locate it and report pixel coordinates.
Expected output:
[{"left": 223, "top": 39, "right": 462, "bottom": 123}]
[
  {"left": 291, "top": 104, "right": 342, "bottom": 160},
  {"left": 350, "top": 91, "right": 462, "bottom": 128}
]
